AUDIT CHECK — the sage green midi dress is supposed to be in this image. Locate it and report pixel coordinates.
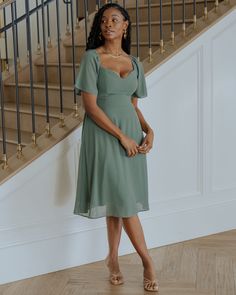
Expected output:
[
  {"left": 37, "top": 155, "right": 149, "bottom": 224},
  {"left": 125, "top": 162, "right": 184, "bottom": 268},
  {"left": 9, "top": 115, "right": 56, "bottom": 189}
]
[{"left": 73, "top": 49, "right": 149, "bottom": 219}]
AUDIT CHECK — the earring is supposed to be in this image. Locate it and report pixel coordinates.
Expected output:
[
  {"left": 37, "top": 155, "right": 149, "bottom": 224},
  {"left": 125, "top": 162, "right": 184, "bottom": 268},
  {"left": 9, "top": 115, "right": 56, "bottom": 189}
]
[
  {"left": 123, "top": 29, "right": 127, "bottom": 39},
  {"left": 99, "top": 32, "right": 103, "bottom": 40}
]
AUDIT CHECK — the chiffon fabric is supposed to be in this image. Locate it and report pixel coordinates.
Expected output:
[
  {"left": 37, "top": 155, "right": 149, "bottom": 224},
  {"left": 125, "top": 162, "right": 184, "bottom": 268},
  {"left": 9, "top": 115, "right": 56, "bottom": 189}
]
[{"left": 73, "top": 49, "right": 149, "bottom": 219}]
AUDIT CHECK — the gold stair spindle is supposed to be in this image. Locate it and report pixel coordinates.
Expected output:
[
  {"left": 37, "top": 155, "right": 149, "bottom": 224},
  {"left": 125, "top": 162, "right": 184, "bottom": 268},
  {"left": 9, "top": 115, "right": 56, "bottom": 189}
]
[
  {"left": 182, "top": 22, "right": 186, "bottom": 37},
  {"left": 193, "top": 0, "right": 197, "bottom": 29},
  {"left": 47, "top": 36, "right": 52, "bottom": 48},
  {"left": 147, "top": 0, "right": 152, "bottom": 62},
  {"left": 193, "top": 14, "right": 197, "bottom": 29},
  {"left": 148, "top": 47, "right": 153, "bottom": 63},
  {"left": 74, "top": 102, "right": 80, "bottom": 118},
  {"left": 1, "top": 154, "right": 8, "bottom": 170},
  {"left": 160, "top": 0, "right": 165, "bottom": 53},
  {"left": 171, "top": 31, "right": 175, "bottom": 45},
  {"left": 5, "top": 62, "right": 9, "bottom": 73},
  {"left": 76, "top": 17, "right": 80, "bottom": 29},
  {"left": 182, "top": 0, "right": 186, "bottom": 37},
  {"left": 36, "top": 43, "right": 41, "bottom": 55},
  {"left": 171, "top": 0, "right": 175, "bottom": 45},
  {"left": 59, "top": 112, "right": 65, "bottom": 127},
  {"left": 160, "top": 39, "right": 165, "bottom": 54},
  {"left": 17, "top": 57, "right": 21, "bottom": 70},
  {"left": 17, "top": 143, "right": 23, "bottom": 159},
  {"left": 45, "top": 122, "right": 52, "bottom": 137},
  {"left": 65, "top": 1, "right": 71, "bottom": 35},
  {"left": 32, "top": 133, "right": 37, "bottom": 146},
  {"left": 204, "top": 0, "right": 208, "bottom": 19}
]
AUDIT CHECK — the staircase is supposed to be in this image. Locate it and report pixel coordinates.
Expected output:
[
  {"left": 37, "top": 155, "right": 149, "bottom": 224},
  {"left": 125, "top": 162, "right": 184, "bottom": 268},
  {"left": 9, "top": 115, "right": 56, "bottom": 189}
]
[{"left": 0, "top": 0, "right": 235, "bottom": 184}]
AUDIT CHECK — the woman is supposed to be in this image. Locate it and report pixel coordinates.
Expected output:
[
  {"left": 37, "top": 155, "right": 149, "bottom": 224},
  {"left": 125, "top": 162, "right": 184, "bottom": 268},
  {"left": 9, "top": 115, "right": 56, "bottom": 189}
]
[{"left": 73, "top": 3, "right": 158, "bottom": 292}]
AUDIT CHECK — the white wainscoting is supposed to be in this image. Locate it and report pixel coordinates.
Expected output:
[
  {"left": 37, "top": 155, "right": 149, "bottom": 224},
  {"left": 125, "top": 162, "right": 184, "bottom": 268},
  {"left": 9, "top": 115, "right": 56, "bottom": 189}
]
[{"left": 1, "top": 8, "right": 236, "bottom": 285}]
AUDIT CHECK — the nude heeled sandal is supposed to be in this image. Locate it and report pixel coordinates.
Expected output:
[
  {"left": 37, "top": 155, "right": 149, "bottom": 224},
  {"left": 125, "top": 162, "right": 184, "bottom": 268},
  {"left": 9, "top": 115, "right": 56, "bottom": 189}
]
[
  {"left": 143, "top": 277, "right": 159, "bottom": 292},
  {"left": 104, "top": 256, "right": 124, "bottom": 285}
]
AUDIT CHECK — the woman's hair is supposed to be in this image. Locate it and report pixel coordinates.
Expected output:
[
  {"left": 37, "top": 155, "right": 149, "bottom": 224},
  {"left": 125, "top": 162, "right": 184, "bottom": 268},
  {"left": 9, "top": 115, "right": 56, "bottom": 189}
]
[{"left": 86, "top": 3, "right": 131, "bottom": 54}]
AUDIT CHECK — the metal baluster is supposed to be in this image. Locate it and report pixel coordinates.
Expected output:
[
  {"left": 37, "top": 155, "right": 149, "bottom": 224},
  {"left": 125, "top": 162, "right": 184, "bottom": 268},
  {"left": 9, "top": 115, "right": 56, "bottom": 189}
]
[
  {"left": 56, "top": 0, "right": 65, "bottom": 126},
  {"left": 135, "top": 0, "right": 140, "bottom": 60},
  {"left": 41, "top": 0, "right": 51, "bottom": 136},
  {"left": 193, "top": 0, "right": 197, "bottom": 28},
  {"left": 96, "top": 0, "right": 101, "bottom": 10},
  {"left": 25, "top": 0, "right": 37, "bottom": 146},
  {"left": 86, "top": 0, "right": 90, "bottom": 23},
  {"left": 65, "top": 2, "right": 71, "bottom": 35},
  {"left": 46, "top": 4, "right": 52, "bottom": 47},
  {"left": 171, "top": 0, "right": 175, "bottom": 44},
  {"left": 3, "top": 6, "right": 9, "bottom": 72},
  {"left": 182, "top": 0, "right": 186, "bottom": 37},
  {"left": 76, "top": 0, "right": 80, "bottom": 28},
  {"left": 13, "top": 1, "right": 21, "bottom": 68},
  {"left": 147, "top": 0, "right": 152, "bottom": 62},
  {"left": 0, "top": 49, "right": 8, "bottom": 169},
  {"left": 70, "top": 0, "right": 79, "bottom": 117},
  {"left": 11, "top": 2, "right": 23, "bottom": 158},
  {"left": 160, "top": 0, "right": 164, "bottom": 53},
  {"left": 35, "top": 0, "right": 41, "bottom": 54},
  {"left": 204, "top": 0, "right": 208, "bottom": 19},
  {"left": 83, "top": 0, "right": 88, "bottom": 42}
]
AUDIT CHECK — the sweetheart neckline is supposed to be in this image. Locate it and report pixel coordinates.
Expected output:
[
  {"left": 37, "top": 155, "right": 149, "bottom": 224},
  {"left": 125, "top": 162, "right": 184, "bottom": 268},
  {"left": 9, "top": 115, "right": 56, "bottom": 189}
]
[
  {"left": 94, "top": 49, "right": 135, "bottom": 80},
  {"left": 100, "top": 65, "right": 135, "bottom": 79}
]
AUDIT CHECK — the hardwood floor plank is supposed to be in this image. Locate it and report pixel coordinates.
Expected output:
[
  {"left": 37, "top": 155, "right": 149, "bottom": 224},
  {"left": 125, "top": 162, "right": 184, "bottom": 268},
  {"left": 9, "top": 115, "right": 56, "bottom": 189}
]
[
  {"left": 216, "top": 256, "right": 235, "bottom": 295},
  {"left": 196, "top": 248, "right": 216, "bottom": 293},
  {"left": 1, "top": 229, "right": 236, "bottom": 295}
]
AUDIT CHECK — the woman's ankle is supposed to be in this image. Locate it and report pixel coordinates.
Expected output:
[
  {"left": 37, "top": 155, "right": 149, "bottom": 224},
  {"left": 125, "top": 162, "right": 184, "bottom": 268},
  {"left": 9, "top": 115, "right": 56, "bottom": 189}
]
[{"left": 141, "top": 254, "right": 153, "bottom": 268}]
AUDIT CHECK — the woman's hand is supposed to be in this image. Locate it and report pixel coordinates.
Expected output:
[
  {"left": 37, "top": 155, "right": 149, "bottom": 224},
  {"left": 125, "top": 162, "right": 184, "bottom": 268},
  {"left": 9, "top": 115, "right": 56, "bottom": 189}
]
[
  {"left": 119, "top": 134, "right": 139, "bottom": 157},
  {"left": 137, "top": 129, "right": 154, "bottom": 154}
]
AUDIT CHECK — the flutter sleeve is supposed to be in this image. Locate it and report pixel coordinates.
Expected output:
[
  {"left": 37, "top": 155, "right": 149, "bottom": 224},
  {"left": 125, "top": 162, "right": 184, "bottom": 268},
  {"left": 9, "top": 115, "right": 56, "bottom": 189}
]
[
  {"left": 132, "top": 58, "right": 148, "bottom": 99},
  {"left": 75, "top": 50, "right": 99, "bottom": 96}
]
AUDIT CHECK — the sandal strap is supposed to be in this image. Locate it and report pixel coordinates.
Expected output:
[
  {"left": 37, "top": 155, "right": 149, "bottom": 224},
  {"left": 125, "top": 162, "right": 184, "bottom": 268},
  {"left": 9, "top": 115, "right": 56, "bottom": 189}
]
[{"left": 143, "top": 277, "right": 159, "bottom": 292}]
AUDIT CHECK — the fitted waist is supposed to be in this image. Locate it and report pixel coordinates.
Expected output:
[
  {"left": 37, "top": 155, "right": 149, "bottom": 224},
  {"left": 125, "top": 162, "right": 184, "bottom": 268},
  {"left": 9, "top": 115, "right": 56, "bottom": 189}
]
[{"left": 97, "top": 95, "right": 133, "bottom": 107}]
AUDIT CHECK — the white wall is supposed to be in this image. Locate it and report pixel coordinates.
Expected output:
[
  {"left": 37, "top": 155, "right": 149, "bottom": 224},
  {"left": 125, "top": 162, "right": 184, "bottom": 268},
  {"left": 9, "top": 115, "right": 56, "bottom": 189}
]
[{"left": 1, "top": 7, "right": 236, "bottom": 285}]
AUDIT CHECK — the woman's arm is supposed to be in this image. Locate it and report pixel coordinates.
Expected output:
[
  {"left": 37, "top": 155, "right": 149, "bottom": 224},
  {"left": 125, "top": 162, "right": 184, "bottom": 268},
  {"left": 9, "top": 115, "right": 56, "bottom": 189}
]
[
  {"left": 131, "top": 97, "right": 154, "bottom": 154},
  {"left": 131, "top": 98, "right": 153, "bottom": 134},
  {"left": 81, "top": 91, "right": 139, "bottom": 157}
]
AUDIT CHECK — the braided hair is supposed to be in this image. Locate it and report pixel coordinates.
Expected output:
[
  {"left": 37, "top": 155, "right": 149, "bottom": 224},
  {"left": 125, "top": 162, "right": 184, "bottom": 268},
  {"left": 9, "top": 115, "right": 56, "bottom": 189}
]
[{"left": 86, "top": 3, "right": 131, "bottom": 54}]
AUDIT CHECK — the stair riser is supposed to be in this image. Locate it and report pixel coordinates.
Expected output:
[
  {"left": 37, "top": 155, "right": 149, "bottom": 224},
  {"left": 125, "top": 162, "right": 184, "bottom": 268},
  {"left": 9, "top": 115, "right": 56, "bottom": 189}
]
[
  {"left": 35, "top": 65, "right": 79, "bottom": 85},
  {"left": 128, "top": 2, "right": 215, "bottom": 22},
  {"left": 131, "top": 22, "right": 192, "bottom": 43},
  {"left": 131, "top": 44, "right": 160, "bottom": 59},
  {"left": 2, "top": 110, "right": 60, "bottom": 134},
  {"left": 0, "top": 141, "right": 20, "bottom": 158},
  {"left": 64, "top": 44, "right": 159, "bottom": 64},
  {"left": 4, "top": 86, "right": 75, "bottom": 109}
]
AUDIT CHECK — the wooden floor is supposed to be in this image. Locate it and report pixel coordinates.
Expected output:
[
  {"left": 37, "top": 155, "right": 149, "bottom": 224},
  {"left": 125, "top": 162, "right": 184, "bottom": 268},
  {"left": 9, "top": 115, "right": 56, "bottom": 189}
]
[{"left": 1, "top": 229, "right": 236, "bottom": 295}]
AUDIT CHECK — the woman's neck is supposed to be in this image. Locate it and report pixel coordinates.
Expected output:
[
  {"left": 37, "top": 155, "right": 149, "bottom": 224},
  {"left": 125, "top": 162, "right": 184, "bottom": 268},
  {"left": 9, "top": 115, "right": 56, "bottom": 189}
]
[{"left": 103, "top": 41, "right": 122, "bottom": 54}]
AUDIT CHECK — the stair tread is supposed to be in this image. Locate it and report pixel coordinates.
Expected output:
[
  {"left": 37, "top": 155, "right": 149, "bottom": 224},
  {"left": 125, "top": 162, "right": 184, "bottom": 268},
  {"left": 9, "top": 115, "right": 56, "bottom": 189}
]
[
  {"left": 132, "top": 18, "right": 194, "bottom": 26},
  {"left": 34, "top": 61, "right": 80, "bottom": 67},
  {"left": 5, "top": 81, "right": 74, "bottom": 91},
  {"left": 126, "top": 0, "right": 215, "bottom": 9},
  {"left": 2, "top": 102, "right": 73, "bottom": 116},
  {"left": 0, "top": 127, "right": 37, "bottom": 145}
]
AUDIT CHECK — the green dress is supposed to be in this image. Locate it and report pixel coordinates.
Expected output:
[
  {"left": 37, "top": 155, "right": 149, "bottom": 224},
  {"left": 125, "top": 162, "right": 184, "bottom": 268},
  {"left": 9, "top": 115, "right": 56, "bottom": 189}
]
[{"left": 73, "top": 49, "right": 149, "bottom": 219}]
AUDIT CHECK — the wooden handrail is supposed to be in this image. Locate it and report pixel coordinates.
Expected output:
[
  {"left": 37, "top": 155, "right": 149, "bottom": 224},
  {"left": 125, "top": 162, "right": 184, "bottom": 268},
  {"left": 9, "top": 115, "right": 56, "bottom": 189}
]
[{"left": 0, "top": 0, "right": 16, "bottom": 10}]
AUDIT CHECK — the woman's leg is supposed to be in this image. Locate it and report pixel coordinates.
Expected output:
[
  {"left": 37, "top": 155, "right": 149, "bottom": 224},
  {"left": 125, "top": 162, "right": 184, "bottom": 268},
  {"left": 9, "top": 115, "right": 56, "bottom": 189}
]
[
  {"left": 106, "top": 216, "right": 123, "bottom": 273},
  {"left": 122, "top": 215, "right": 157, "bottom": 281}
]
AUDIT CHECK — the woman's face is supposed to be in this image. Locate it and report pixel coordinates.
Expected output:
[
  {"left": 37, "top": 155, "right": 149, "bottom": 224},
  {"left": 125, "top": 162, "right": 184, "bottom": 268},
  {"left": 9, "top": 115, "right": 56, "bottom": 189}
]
[{"left": 100, "top": 7, "right": 128, "bottom": 41}]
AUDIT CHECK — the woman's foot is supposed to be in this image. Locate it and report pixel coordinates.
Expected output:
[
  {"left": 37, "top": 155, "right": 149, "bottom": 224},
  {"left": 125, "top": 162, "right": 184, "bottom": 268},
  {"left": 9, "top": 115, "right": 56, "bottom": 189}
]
[
  {"left": 105, "top": 255, "right": 124, "bottom": 285},
  {"left": 143, "top": 257, "right": 159, "bottom": 292}
]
